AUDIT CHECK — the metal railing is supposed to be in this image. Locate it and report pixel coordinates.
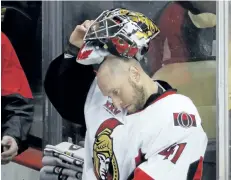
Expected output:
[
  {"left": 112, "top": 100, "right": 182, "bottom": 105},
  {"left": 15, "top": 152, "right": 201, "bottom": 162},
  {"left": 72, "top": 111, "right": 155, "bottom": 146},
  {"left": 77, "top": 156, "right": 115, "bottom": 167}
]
[{"left": 216, "top": 1, "right": 230, "bottom": 180}]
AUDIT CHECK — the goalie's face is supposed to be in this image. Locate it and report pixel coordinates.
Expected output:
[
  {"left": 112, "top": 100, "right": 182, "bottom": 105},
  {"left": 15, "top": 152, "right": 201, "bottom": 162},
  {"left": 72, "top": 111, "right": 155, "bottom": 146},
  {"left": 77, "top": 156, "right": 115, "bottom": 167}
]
[{"left": 97, "top": 61, "right": 145, "bottom": 114}]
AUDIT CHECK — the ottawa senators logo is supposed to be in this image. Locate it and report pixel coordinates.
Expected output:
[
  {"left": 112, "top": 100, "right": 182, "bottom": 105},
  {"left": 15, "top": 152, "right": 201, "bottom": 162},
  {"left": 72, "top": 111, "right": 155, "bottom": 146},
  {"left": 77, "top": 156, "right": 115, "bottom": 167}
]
[
  {"left": 119, "top": 9, "right": 160, "bottom": 40},
  {"left": 173, "top": 112, "right": 197, "bottom": 128},
  {"left": 93, "top": 118, "right": 122, "bottom": 180}
]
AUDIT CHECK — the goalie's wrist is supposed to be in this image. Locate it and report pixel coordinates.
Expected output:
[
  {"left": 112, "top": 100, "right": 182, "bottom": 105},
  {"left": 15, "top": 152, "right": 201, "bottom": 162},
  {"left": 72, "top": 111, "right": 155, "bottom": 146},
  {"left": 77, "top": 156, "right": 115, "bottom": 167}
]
[{"left": 65, "top": 42, "right": 80, "bottom": 57}]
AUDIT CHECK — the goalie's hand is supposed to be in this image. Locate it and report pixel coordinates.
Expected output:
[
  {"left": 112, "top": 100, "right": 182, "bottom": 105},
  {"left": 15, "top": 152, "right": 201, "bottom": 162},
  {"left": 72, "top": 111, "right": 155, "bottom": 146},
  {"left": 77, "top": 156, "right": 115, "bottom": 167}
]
[{"left": 69, "top": 20, "right": 95, "bottom": 48}]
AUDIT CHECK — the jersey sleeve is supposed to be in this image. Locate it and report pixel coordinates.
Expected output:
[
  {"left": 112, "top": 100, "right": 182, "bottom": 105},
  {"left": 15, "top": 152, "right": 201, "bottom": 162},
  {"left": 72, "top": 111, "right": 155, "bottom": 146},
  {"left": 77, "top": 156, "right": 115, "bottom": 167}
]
[
  {"left": 44, "top": 52, "right": 95, "bottom": 127},
  {"left": 133, "top": 146, "right": 204, "bottom": 180},
  {"left": 133, "top": 94, "right": 208, "bottom": 180}
]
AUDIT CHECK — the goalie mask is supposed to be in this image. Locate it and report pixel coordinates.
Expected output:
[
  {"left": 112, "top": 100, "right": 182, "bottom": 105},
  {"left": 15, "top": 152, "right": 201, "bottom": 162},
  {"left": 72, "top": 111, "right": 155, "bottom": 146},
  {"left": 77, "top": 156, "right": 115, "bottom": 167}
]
[{"left": 76, "top": 8, "right": 160, "bottom": 65}]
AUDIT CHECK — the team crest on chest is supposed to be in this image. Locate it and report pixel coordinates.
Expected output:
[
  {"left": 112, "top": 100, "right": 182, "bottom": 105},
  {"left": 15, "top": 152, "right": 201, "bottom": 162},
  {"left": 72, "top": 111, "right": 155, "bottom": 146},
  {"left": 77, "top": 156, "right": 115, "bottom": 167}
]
[{"left": 93, "top": 118, "right": 122, "bottom": 180}]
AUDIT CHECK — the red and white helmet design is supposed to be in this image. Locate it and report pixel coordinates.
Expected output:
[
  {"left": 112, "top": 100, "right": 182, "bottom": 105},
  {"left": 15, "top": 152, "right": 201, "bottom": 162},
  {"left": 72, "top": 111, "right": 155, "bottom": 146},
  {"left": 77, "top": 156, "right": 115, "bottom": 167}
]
[{"left": 77, "top": 8, "right": 160, "bottom": 65}]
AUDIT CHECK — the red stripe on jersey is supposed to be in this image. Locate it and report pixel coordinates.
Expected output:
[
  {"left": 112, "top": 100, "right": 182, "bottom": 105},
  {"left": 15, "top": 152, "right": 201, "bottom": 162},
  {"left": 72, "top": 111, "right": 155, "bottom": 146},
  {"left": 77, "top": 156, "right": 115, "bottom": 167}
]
[
  {"left": 135, "top": 149, "right": 143, "bottom": 166},
  {"left": 193, "top": 156, "right": 204, "bottom": 180},
  {"left": 133, "top": 168, "right": 154, "bottom": 180}
]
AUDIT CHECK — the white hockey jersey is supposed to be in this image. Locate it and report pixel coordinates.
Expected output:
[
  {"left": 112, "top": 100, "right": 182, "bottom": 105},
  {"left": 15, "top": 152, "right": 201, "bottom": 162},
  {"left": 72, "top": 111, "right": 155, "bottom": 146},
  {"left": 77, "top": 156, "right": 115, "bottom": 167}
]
[{"left": 82, "top": 78, "right": 208, "bottom": 180}]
